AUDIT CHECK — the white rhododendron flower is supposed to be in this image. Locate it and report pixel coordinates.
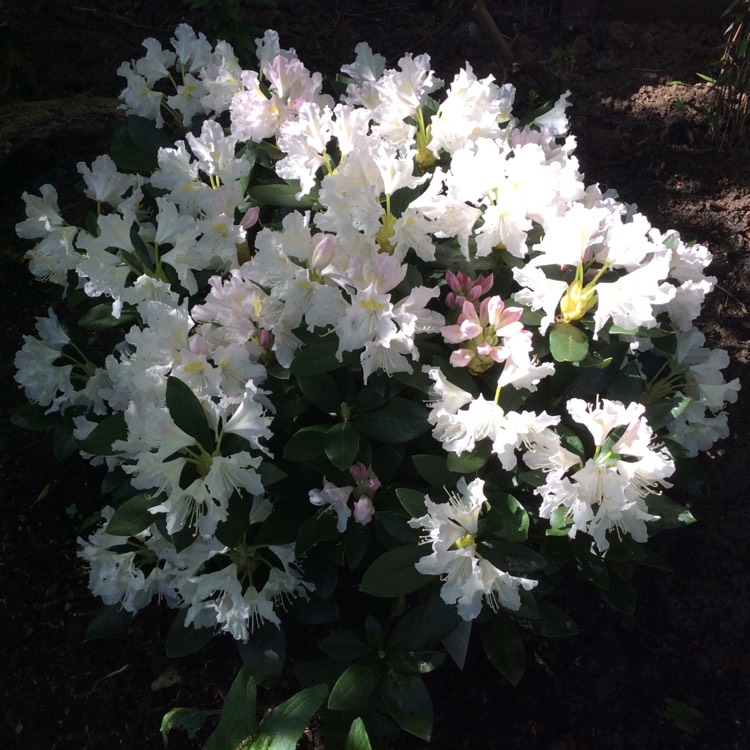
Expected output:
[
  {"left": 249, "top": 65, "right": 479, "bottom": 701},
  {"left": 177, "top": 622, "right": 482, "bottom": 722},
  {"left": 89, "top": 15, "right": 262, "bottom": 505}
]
[{"left": 409, "top": 478, "right": 538, "bottom": 621}]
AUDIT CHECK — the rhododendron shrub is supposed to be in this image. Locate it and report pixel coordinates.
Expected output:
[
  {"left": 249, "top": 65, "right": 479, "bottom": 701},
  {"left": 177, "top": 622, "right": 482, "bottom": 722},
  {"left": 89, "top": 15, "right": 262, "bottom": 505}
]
[{"left": 13, "top": 25, "right": 739, "bottom": 747}]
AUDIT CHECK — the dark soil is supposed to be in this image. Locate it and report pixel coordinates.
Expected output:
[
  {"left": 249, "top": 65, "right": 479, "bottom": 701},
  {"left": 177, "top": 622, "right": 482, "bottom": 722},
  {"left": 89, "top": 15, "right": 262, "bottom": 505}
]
[{"left": 1, "top": 2, "right": 748, "bottom": 749}]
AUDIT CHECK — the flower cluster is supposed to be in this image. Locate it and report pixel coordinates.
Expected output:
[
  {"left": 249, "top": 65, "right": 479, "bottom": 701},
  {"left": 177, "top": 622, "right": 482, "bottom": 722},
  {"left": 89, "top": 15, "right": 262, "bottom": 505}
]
[{"left": 14, "top": 24, "right": 738, "bottom": 662}]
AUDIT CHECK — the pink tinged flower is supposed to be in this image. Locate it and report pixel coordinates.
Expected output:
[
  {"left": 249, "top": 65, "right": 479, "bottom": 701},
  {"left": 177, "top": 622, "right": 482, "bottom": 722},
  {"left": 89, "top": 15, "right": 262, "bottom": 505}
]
[
  {"left": 309, "top": 479, "right": 354, "bottom": 533},
  {"left": 240, "top": 206, "right": 260, "bottom": 229},
  {"left": 353, "top": 497, "right": 375, "bottom": 526}
]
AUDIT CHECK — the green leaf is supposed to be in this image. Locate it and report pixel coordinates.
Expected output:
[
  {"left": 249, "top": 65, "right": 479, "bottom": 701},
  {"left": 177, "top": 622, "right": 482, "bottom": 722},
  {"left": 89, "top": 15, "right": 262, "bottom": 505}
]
[
  {"left": 328, "top": 664, "right": 381, "bottom": 711},
  {"left": 78, "top": 303, "right": 137, "bottom": 330},
  {"left": 246, "top": 182, "right": 319, "bottom": 209},
  {"left": 485, "top": 493, "right": 529, "bottom": 542},
  {"left": 395, "top": 487, "right": 426, "bottom": 517},
  {"left": 204, "top": 666, "right": 258, "bottom": 750},
  {"left": 387, "top": 650, "right": 444, "bottom": 675},
  {"left": 165, "top": 609, "right": 215, "bottom": 658},
  {"left": 387, "top": 595, "right": 460, "bottom": 651},
  {"left": 380, "top": 671, "right": 432, "bottom": 741},
  {"left": 549, "top": 322, "right": 589, "bottom": 362},
  {"left": 106, "top": 494, "right": 157, "bottom": 536},
  {"left": 296, "top": 508, "right": 341, "bottom": 556},
  {"left": 345, "top": 717, "right": 373, "bottom": 750},
  {"left": 411, "top": 454, "right": 454, "bottom": 488},
  {"left": 77, "top": 413, "right": 128, "bottom": 456},
  {"left": 10, "top": 403, "right": 64, "bottom": 431},
  {"left": 165, "top": 376, "right": 213, "bottom": 451},
  {"left": 161, "top": 707, "right": 218, "bottom": 746},
  {"left": 283, "top": 425, "right": 328, "bottom": 462},
  {"left": 514, "top": 602, "right": 578, "bottom": 637},
  {"left": 446, "top": 447, "right": 489, "bottom": 473},
  {"left": 295, "top": 372, "right": 341, "bottom": 413},
  {"left": 251, "top": 684, "right": 328, "bottom": 750},
  {"left": 319, "top": 630, "right": 373, "bottom": 662},
  {"left": 325, "top": 421, "right": 360, "bottom": 470},
  {"left": 597, "top": 563, "right": 636, "bottom": 615},
  {"left": 236, "top": 620, "right": 285, "bottom": 688},
  {"left": 477, "top": 540, "right": 547, "bottom": 574},
  {"left": 84, "top": 604, "right": 134, "bottom": 642},
  {"left": 289, "top": 338, "right": 350, "bottom": 375},
  {"left": 360, "top": 545, "right": 431, "bottom": 598},
  {"left": 53, "top": 423, "right": 77, "bottom": 460},
  {"left": 646, "top": 493, "right": 697, "bottom": 533},
  {"left": 357, "top": 398, "right": 429, "bottom": 444},
  {"left": 481, "top": 616, "right": 526, "bottom": 685}
]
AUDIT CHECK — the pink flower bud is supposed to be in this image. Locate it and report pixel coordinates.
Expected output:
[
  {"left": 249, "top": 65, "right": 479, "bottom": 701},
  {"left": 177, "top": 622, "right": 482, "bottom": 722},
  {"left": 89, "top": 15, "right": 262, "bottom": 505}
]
[
  {"left": 188, "top": 333, "right": 208, "bottom": 355},
  {"left": 310, "top": 235, "right": 335, "bottom": 271},
  {"left": 240, "top": 206, "right": 260, "bottom": 229},
  {"left": 353, "top": 497, "right": 374, "bottom": 526}
]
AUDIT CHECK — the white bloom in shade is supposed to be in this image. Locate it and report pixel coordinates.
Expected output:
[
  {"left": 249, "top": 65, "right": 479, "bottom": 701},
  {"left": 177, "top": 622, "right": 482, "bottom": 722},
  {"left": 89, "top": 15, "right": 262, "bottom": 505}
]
[
  {"left": 408, "top": 478, "right": 537, "bottom": 621},
  {"left": 14, "top": 309, "right": 74, "bottom": 412},
  {"left": 77, "top": 154, "right": 138, "bottom": 206},
  {"left": 536, "top": 398, "right": 674, "bottom": 551},
  {"left": 222, "top": 383, "right": 273, "bottom": 452},
  {"left": 17, "top": 184, "right": 66, "bottom": 240},
  {"left": 309, "top": 479, "right": 354, "bottom": 532}
]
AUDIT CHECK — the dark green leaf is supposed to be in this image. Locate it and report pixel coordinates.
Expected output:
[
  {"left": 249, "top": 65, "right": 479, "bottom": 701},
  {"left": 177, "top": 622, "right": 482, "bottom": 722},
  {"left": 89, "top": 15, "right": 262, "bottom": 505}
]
[
  {"left": 289, "top": 338, "right": 349, "bottom": 375},
  {"left": 380, "top": 671, "right": 432, "bottom": 741},
  {"left": 411, "top": 454, "right": 454, "bottom": 488},
  {"left": 161, "top": 707, "right": 219, "bottom": 745},
  {"left": 357, "top": 398, "right": 429, "bottom": 444},
  {"left": 106, "top": 493, "right": 157, "bottom": 536},
  {"left": 246, "top": 182, "right": 319, "bottom": 209},
  {"left": 53, "top": 423, "right": 77, "bottom": 460},
  {"left": 165, "top": 376, "right": 213, "bottom": 451},
  {"left": 251, "top": 684, "right": 328, "bottom": 749},
  {"left": 236, "top": 620, "right": 285, "bottom": 688},
  {"left": 485, "top": 493, "right": 529, "bottom": 542},
  {"left": 296, "top": 372, "right": 341, "bottom": 413},
  {"left": 78, "top": 303, "right": 137, "bottom": 331},
  {"left": 204, "top": 666, "right": 258, "bottom": 750},
  {"left": 549, "top": 322, "right": 589, "bottom": 362},
  {"left": 325, "top": 421, "right": 360, "bottom": 470},
  {"left": 345, "top": 717, "right": 373, "bottom": 750},
  {"left": 446, "top": 447, "right": 489, "bottom": 473},
  {"left": 10, "top": 403, "right": 64, "bottom": 431},
  {"left": 84, "top": 604, "right": 134, "bottom": 642},
  {"left": 328, "top": 664, "right": 381, "bottom": 711},
  {"left": 387, "top": 595, "right": 460, "bottom": 651},
  {"left": 478, "top": 540, "right": 547, "bottom": 574},
  {"left": 646, "top": 493, "right": 697, "bottom": 533},
  {"left": 166, "top": 609, "right": 215, "bottom": 658},
  {"left": 319, "top": 630, "right": 373, "bottom": 662},
  {"left": 395, "top": 487, "right": 426, "bottom": 517},
  {"left": 360, "top": 545, "right": 431, "bottom": 598},
  {"left": 514, "top": 602, "right": 578, "bottom": 637},
  {"left": 283, "top": 425, "right": 328, "bottom": 462},
  {"left": 77, "top": 413, "right": 127, "bottom": 456},
  {"left": 481, "top": 616, "right": 526, "bottom": 685},
  {"left": 387, "top": 650, "right": 444, "bottom": 675},
  {"left": 296, "top": 509, "right": 341, "bottom": 556}
]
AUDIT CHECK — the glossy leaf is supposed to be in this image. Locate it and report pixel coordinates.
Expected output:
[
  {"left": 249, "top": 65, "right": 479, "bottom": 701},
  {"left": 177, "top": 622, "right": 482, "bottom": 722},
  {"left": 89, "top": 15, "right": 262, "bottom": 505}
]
[
  {"left": 380, "top": 671, "right": 432, "bottom": 741},
  {"left": 251, "top": 684, "right": 328, "bottom": 750},
  {"left": 246, "top": 182, "right": 318, "bottom": 209},
  {"left": 78, "top": 303, "right": 137, "bottom": 330},
  {"left": 345, "top": 717, "right": 373, "bottom": 750},
  {"left": 395, "top": 487, "right": 426, "bottom": 517},
  {"left": 83, "top": 604, "right": 134, "bottom": 642},
  {"left": 357, "top": 398, "right": 429, "bottom": 444},
  {"left": 549, "top": 322, "right": 589, "bottom": 362},
  {"left": 328, "top": 664, "right": 381, "bottom": 711},
  {"left": 236, "top": 620, "right": 285, "bottom": 688},
  {"left": 165, "top": 376, "right": 213, "bottom": 451},
  {"left": 204, "top": 666, "right": 258, "bottom": 750},
  {"left": 296, "top": 372, "right": 341, "bottom": 413},
  {"left": 325, "top": 421, "right": 360, "bottom": 470},
  {"left": 485, "top": 492, "right": 529, "bottom": 542},
  {"left": 319, "top": 630, "right": 373, "bottom": 662},
  {"left": 477, "top": 540, "right": 547, "bottom": 574},
  {"left": 161, "top": 707, "right": 219, "bottom": 745},
  {"left": 283, "top": 425, "right": 327, "bottom": 462},
  {"left": 10, "top": 403, "right": 64, "bottom": 431},
  {"left": 77, "top": 413, "right": 127, "bottom": 456},
  {"left": 481, "top": 616, "right": 526, "bottom": 685},
  {"left": 106, "top": 494, "right": 157, "bottom": 536},
  {"left": 360, "top": 545, "right": 431, "bottom": 597},
  {"left": 166, "top": 609, "right": 216, "bottom": 658},
  {"left": 514, "top": 602, "right": 578, "bottom": 638}
]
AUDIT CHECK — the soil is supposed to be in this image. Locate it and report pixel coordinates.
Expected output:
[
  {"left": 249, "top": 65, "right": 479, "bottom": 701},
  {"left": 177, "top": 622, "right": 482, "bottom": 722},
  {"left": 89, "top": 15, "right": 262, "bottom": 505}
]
[{"left": 1, "top": 1, "right": 748, "bottom": 749}]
